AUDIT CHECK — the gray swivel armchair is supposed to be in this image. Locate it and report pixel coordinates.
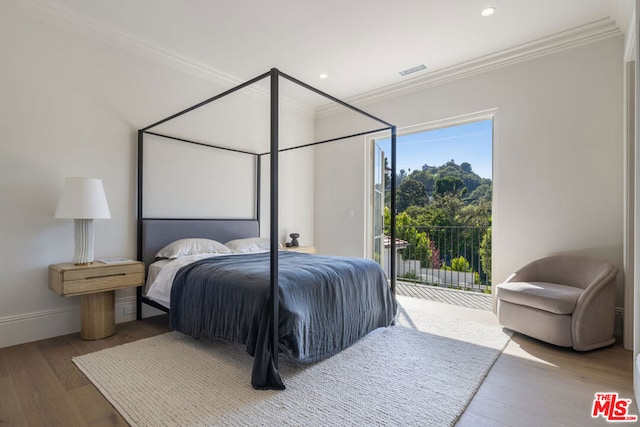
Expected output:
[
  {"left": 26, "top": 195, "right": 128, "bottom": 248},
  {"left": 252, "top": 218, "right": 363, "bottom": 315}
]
[{"left": 496, "top": 254, "right": 618, "bottom": 351}]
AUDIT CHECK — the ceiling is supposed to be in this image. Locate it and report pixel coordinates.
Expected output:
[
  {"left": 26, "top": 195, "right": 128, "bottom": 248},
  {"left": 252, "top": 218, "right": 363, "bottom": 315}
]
[{"left": 29, "top": 0, "right": 632, "bottom": 105}]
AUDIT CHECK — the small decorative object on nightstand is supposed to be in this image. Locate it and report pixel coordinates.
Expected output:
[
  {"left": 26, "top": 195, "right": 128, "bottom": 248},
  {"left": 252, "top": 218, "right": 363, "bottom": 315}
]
[
  {"left": 48, "top": 260, "right": 144, "bottom": 340},
  {"left": 285, "top": 232, "right": 300, "bottom": 247}
]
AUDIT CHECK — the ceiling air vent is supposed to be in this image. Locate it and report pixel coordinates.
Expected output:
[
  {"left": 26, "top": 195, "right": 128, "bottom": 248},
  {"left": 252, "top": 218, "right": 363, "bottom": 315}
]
[{"left": 399, "top": 64, "right": 427, "bottom": 76}]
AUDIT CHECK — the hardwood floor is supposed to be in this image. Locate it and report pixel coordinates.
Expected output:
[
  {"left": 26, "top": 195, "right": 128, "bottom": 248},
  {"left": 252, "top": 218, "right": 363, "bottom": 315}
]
[
  {"left": 437, "top": 301, "right": 635, "bottom": 427},
  {"left": 0, "top": 314, "right": 171, "bottom": 426},
  {"left": 0, "top": 301, "right": 633, "bottom": 426}
]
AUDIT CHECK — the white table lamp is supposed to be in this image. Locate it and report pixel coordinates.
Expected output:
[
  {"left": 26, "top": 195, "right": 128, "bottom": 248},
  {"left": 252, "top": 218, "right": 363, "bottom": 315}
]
[{"left": 55, "top": 177, "right": 111, "bottom": 264}]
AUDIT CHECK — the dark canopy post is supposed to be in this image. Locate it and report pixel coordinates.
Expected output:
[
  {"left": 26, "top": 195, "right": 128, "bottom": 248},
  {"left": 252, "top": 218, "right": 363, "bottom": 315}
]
[{"left": 269, "top": 68, "right": 279, "bottom": 370}]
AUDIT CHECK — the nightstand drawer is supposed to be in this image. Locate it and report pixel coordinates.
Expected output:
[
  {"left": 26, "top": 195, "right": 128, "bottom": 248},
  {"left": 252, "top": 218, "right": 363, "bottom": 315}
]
[
  {"left": 61, "top": 271, "right": 143, "bottom": 296},
  {"left": 49, "top": 262, "right": 144, "bottom": 297}
]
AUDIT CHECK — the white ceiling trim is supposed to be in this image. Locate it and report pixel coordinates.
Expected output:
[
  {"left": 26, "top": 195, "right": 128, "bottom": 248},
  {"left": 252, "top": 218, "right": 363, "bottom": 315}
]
[
  {"left": 316, "top": 18, "right": 623, "bottom": 116},
  {"left": 5, "top": 0, "right": 237, "bottom": 87},
  {"left": 6, "top": 0, "right": 316, "bottom": 117},
  {"left": 5, "top": 1, "right": 623, "bottom": 118}
]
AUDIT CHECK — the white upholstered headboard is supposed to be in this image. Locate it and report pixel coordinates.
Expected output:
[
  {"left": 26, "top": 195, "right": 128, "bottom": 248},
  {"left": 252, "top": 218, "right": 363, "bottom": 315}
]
[{"left": 139, "top": 219, "right": 260, "bottom": 268}]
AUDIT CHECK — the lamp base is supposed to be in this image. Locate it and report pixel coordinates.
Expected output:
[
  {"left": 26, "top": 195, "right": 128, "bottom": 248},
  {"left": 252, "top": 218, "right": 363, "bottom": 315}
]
[{"left": 73, "top": 218, "right": 95, "bottom": 265}]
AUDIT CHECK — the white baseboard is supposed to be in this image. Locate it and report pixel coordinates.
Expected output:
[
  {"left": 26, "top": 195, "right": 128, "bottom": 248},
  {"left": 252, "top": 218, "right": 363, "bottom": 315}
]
[{"left": 0, "top": 296, "right": 147, "bottom": 349}]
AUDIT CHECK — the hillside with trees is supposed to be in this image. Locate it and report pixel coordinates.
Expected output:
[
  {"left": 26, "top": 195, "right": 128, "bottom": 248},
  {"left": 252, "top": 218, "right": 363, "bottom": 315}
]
[{"left": 385, "top": 159, "right": 493, "bottom": 288}]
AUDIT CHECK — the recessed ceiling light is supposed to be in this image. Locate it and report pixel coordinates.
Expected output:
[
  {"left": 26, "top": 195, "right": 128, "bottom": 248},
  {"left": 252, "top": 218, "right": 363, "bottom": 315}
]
[
  {"left": 481, "top": 7, "right": 495, "bottom": 17},
  {"left": 319, "top": 73, "right": 328, "bottom": 79},
  {"left": 398, "top": 64, "right": 427, "bottom": 77}
]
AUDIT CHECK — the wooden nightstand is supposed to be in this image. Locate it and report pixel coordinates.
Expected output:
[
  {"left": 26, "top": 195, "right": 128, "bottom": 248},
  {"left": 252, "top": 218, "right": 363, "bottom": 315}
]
[
  {"left": 282, "top": 246, "right": 316, "bottom": 254},
  {"left": 48, "top": 261, "right": 144, "bottom": 340}
]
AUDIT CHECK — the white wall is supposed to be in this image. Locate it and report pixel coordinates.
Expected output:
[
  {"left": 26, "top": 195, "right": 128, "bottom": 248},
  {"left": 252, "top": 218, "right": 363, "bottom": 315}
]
[
  {"left": 315, "top": 36, "right": 625, "bottom": 306},
  {"left": 313, "top": 107, "right": 393, "bottom": 257},
  {"left": 0, "top": 4, "right": 315, "bottom": 347},
  {"left": 314, "top": 136, "right": 368, "bottom": 256}
]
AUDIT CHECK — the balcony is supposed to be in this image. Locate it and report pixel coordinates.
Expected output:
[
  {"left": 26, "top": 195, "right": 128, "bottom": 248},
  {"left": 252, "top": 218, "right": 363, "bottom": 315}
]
[
  {"left": 384, "top": 225, "right": 492, "bottom": 307},
  {"left": 395, "top": 281, "right": 492, "bottom": 311}
]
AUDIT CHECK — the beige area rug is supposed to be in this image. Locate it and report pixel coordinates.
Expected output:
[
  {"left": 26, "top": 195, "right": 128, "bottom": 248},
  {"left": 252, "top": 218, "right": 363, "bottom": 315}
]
[{"left": 73, "top": 296, "right": 510, "bottom": 427}]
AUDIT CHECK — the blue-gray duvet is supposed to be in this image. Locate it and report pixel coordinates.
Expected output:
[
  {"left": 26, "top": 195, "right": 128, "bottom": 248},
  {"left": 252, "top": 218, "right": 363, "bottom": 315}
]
[{"left": 169, "top": 251, "right": 397, "bottom": 390}]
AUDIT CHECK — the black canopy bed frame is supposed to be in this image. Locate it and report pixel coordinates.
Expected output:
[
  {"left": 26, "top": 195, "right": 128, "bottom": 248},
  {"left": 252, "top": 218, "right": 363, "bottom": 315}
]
[{"left": 136, "top": 68, "right": 398, "bottom": 389}]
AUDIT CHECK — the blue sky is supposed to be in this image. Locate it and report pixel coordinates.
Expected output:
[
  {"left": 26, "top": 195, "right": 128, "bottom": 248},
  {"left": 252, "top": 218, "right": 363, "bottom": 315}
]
[{"left": 378, "top": 119, "right": 493, "bottom": 179}]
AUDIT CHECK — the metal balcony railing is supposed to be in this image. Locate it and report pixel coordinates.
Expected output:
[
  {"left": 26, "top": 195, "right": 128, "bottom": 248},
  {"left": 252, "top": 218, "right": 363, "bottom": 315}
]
[{"left": 384, "top": 225, "right": 491, "bottom": 293}]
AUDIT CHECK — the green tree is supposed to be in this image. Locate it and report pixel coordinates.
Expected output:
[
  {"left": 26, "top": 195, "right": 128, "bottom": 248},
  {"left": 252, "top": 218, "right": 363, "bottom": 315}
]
[
  {"left": 448, "top": 256, "right": 472, "bottom": 272},
  {"left": 409, "top": 170, "right": 436, "bottom": 196},
  {"left": 397, "top": 169, "right": 408, "bottom": 187},
  {"left": 434, "top": 176, "right": 467, "bottom": 197},
  {"left": 397, "top": 178, "right": 428, "bottom": 212},
  {"left": 384, "top": 205, "right": 391, "bottom": 234},
  {"left": 468, "top": 183, "right": 492, "bottom": 203},
  {"left": 395, "top": 211, "right": 431, "bottom": 266},
  {"left": 459, "top": 200, "right": 491, "bottom": 227},
  {"left": 480, "top": 228, "right": 492, "bottom": 284},
  {"left": 404, "top": 205, "right": 448, "bottom": 227},
  {"left": 432, "top": 193, "right": 465, "bottom": 224},
  {"left": 460, "top": 162, "right": 473, "bottom": 173},
  {"left": 399, "top": 159, "right": 488, "bottom": 204}
]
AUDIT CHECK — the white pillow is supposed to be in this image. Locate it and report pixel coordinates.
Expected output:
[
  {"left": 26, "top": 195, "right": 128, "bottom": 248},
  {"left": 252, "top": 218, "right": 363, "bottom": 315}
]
[
  {"left": 224, "top": 237, "right": 280, "bottom": 253},
  {"left": 155, "top": 238, "right": 231, "bottom": 259}
]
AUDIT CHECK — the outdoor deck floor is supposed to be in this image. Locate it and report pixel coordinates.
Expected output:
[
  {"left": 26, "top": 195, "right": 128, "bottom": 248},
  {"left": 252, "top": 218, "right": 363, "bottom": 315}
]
[{"left": 396, "top": 281, "right": 493, "bottom": 311}]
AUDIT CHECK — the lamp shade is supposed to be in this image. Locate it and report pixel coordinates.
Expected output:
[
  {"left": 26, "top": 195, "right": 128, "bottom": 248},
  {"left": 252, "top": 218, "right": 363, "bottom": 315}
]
[{"left": 55, "top": 177, "right": 111, "bottom": 219}]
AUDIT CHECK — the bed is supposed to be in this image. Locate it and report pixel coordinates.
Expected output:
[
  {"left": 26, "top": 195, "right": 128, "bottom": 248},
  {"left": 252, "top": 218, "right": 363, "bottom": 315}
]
[
  {"left": 136, "top": 68, "right": 399, "bottom": 390},
  {"left": 140, "top": 219, "right": 397, "bottom": 389}
]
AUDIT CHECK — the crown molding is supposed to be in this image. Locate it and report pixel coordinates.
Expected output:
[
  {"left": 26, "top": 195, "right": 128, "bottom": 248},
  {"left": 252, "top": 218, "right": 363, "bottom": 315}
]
[
  {"left": 4, "top": 2, "right": 625, "bottom": 119},
  {"left": 4, "top": 0, "right": 315, "bottom": 117},
  {"left": 4, "top": 0, "right": 238, "bottom": 86},
  {"left": 316, "top": 18, "right": 623, "bottom": 117}
]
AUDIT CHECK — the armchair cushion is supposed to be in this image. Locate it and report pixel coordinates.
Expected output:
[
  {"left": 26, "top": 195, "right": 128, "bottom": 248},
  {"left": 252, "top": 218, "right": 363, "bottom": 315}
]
[{"left": 496, "top": 281, "right": 583, "bottom": 315}]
